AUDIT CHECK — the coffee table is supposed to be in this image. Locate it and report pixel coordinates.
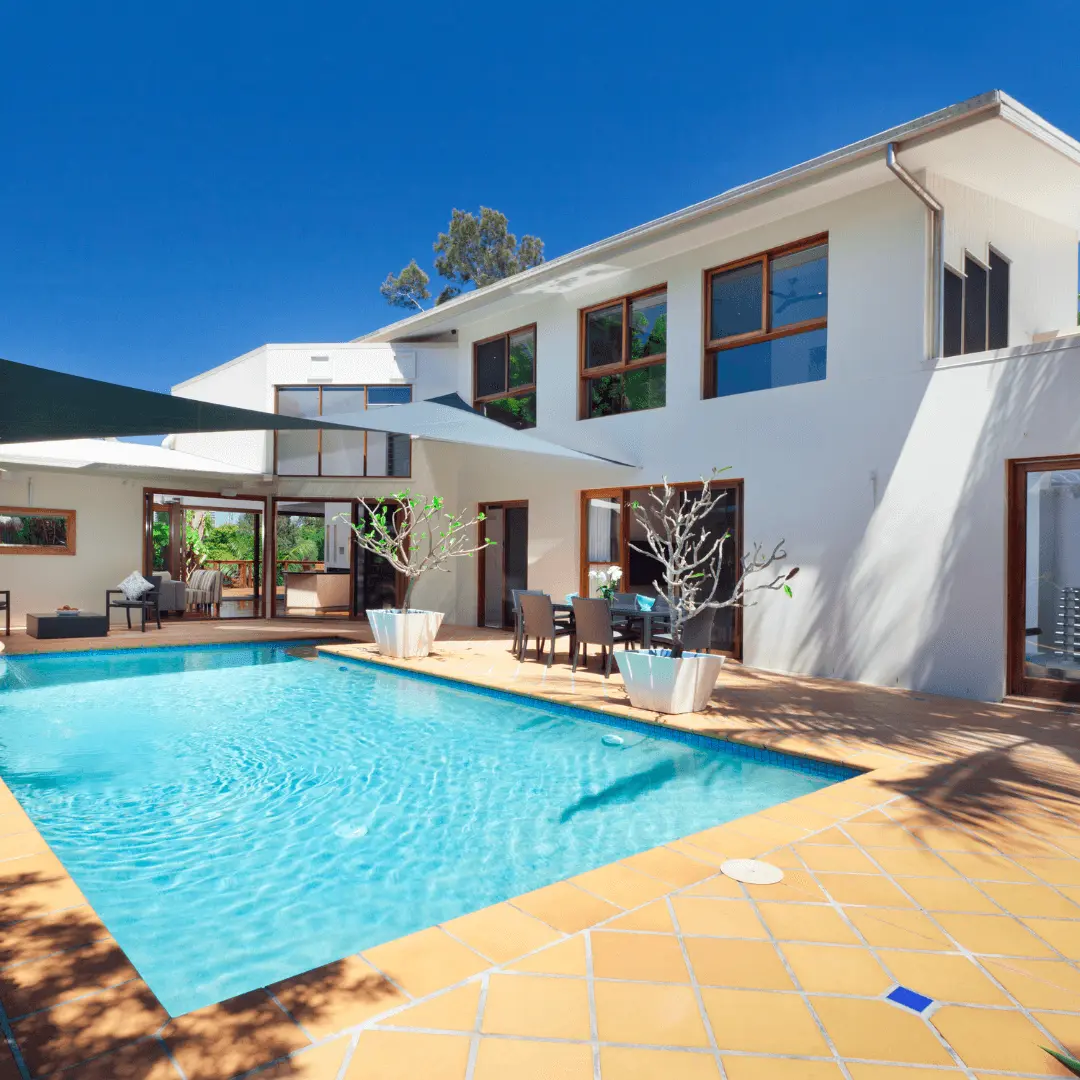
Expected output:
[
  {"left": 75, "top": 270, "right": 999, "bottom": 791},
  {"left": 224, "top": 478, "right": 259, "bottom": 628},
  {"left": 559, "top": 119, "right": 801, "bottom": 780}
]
[{"left": 26, "top": 612, "right": 109, "bottom": 639}]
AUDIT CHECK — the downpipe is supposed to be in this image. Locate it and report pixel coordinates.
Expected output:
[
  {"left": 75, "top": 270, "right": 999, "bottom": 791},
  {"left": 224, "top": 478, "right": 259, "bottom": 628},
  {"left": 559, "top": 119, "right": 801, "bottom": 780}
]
[{"left": 886, "top": 142, "right": 944, "bottom": 362}]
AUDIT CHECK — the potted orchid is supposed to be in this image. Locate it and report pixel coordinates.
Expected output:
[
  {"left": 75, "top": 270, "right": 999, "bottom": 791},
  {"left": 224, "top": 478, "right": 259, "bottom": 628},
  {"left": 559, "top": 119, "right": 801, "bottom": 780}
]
[
  {"left": 588, "top": 565, "right": 623, "bottom": 602},
  {"left": 615, "top": 470, "right": 798, "bottom": 714}
]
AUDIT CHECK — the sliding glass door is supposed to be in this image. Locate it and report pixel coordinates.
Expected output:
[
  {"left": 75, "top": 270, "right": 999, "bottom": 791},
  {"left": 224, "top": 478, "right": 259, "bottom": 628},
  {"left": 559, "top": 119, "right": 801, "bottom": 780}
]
[
  {"left": 1008, "top": 457, "right": 1080, "bottom": 701},
  {"left": 581, "top": 481, "right": 743, "bottom": 657},
  {"left": 144, "top": 491, "right": 265, "bottom": 618}
]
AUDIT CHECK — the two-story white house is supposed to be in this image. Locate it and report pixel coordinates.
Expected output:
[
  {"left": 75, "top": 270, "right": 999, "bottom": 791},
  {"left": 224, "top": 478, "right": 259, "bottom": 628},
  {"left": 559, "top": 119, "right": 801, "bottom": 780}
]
[{"left": 6, "top": 89, "right": 1080, "bottom": 705}]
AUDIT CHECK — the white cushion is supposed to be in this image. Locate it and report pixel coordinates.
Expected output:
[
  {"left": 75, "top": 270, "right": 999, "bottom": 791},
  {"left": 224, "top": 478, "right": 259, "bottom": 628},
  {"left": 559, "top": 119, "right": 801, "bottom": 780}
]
[{"left": 118, "top": 571, "right": 154, "bottom": 602}]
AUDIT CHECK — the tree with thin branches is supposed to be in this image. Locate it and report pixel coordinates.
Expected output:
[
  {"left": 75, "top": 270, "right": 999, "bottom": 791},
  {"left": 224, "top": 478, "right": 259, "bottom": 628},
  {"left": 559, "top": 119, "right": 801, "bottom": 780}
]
[
  {"left": 630, "top": 470, "right": 798, "bottom": 658},
  {"left": 345, "top": 491, "right": 492, "bottom": 610}
]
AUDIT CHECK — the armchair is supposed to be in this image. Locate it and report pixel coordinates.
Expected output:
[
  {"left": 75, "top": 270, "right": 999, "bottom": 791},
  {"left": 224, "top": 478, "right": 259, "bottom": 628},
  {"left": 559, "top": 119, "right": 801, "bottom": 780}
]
[{"left": 155, "top": 571, "right": 187, "bottom": 615}]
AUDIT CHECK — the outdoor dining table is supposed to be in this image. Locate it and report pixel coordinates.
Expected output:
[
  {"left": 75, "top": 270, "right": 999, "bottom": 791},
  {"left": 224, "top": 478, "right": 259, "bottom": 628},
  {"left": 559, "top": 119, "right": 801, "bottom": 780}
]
[{"left": 551, "top": 601, "right": 670, "bottom": 650}]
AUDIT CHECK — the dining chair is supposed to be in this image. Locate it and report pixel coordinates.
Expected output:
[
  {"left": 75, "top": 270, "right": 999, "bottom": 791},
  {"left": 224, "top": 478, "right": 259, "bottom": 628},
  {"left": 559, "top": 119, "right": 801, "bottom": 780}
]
[
  {"left": 651, "top": 606, "right": 716, "bottom": 652},
  {"left": 571, "top": 596, "right": 639, "bottom": 677},
  {"left": 510, "top": 588, "right": 545, "bottom": 655},
  {"left": 518, "top": 593, "right": 575, "bottom": 667}
]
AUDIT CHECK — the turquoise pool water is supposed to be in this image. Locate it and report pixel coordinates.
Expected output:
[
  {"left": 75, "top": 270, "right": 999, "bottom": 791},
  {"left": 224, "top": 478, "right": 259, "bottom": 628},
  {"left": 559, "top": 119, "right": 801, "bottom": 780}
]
[{"left": 0, "top": 643, "right": 849, "bottom": 1015}]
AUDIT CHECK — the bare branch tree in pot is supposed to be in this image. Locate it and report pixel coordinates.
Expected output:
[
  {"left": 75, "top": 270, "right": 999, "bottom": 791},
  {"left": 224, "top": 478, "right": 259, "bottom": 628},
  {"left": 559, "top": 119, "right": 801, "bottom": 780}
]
[
  {"left": 345, "top": 492, "right": 493, "bottom": 659},
  {"left": 615, "top": 470, "right": 799, "bottom": 713}
]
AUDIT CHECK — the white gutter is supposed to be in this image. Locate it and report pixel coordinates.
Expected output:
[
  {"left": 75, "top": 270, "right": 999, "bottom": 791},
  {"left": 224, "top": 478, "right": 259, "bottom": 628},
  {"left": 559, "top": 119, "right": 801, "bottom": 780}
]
[{"left": 885, "top": 142, "right": 944, "bottom": 362}]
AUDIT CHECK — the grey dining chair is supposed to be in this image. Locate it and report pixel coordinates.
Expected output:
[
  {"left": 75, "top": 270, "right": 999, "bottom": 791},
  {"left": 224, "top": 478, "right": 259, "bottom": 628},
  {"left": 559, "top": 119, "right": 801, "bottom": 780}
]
[
  {"left": 510, "top": 588, "right": 545, "bottom": 655},
  {"left": 651, "top": 605, "right": 716, "bottom": 653},
  {"left": 571, "top": 596, "right": 640, "bottom": 677},
  {"left": 518, "top": 593, "right": 575, "bottom": 667}
]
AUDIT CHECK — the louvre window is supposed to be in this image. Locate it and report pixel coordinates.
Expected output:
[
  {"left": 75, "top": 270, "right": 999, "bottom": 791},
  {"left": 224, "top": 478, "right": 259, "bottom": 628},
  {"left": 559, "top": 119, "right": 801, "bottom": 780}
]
[{"left": 943, "top": 249, "right": 1010, "bottom": 357}]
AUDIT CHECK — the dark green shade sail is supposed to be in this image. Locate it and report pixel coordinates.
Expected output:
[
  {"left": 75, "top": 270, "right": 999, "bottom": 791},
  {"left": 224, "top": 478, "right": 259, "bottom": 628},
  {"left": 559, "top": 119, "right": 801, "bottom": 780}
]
[{"left": 0, "top": 358, "right": 365, "bottom": 444}]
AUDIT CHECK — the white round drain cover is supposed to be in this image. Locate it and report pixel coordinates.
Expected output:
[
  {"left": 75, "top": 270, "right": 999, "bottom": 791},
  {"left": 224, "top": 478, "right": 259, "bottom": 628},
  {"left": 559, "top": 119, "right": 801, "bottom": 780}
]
[{"left": 720, "top": 859, "right": 784, "bottom": 884}]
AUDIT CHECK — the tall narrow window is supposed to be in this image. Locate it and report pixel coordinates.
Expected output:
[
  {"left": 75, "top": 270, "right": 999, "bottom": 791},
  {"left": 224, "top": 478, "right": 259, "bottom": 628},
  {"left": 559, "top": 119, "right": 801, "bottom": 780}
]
[
  {"left": 963, "top": 256, "right": 988, "bottom": 354},
  {"left": 943, "top": 267, "right": 964, "bottom": 358},
  {"left": 988, "top": 249, "right": 1010, "bottom": 350},
  {"left": 275, "top": 385, "right": 412, "bottom": 477},
  {"left": 579, "top": 288, "right": 667, "bottom": 419},
  {"left": 473, "top": 325, "right": 536, "bottom": 429},
  {"left": 705, "top": 236, "right": 828, "bottom": 398}
]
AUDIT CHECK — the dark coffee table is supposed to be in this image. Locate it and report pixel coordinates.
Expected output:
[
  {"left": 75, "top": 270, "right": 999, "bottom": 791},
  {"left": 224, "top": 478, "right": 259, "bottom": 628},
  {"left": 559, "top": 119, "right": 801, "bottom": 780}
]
[{"left": 26, "top": 612, "right": 108, "bottom": 639}]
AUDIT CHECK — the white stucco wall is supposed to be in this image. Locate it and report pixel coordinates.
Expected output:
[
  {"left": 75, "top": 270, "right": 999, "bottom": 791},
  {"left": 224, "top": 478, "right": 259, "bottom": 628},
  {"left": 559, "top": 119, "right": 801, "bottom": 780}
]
[
  {"left": 426, "top": 177, "right": 1080, "bottom": 702},
  {"left": 170, "top": 343, "right": 455, "bottom": 474},
  {"left": 928, "top": 173, "right": 1079, "bottom": 343},
  {"left": 0, "top": 468, "right": 182, "bottom": 627}
]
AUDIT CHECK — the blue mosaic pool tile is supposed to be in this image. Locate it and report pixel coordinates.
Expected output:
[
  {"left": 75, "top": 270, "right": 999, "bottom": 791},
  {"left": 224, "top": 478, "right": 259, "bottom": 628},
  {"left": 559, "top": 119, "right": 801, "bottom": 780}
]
[
  {"left": 12, "top": 638, "right": 344, "bottom": 663},
  {"left": 331, "top": 651, "right": 861, "bottom": 782},
  {"left": 887, "top": 985, "right": 934, "bottom": 1013}
]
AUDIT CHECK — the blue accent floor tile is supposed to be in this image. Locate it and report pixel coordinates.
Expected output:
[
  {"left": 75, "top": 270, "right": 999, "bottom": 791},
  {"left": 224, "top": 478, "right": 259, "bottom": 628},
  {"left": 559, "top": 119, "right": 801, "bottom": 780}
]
[{"left": 888, "top": 985, "right": 934, "bottom": 1013}]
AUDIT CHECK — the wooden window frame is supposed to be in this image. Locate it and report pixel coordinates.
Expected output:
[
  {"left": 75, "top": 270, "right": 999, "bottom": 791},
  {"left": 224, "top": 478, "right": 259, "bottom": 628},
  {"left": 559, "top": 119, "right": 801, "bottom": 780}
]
[
  {"left": 0, "top": 506, "right": 77, "bottom": 556},
  {"left": 578, "top": 480, "right": 744, "bottom": 660},
  {"left": 1006, "top": 455, "right": 1080, "bottom": 702},
  {"left": 702, "top": 233, "right": 828, "bottom": 398},
  {"left": 472, "top": 324, "right": 537, "bottom": 426},
  {"left": 272, "top": 384, "right": 413, "bottom": 478},
  {"left": 578, "top": 285, "right": 667, "bottom": 420}
]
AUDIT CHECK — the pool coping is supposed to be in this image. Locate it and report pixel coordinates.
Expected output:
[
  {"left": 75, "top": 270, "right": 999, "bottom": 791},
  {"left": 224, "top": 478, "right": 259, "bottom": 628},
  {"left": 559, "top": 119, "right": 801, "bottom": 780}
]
[{"left": 1, "top": 640, "right": 1078, "bottom": 1079}]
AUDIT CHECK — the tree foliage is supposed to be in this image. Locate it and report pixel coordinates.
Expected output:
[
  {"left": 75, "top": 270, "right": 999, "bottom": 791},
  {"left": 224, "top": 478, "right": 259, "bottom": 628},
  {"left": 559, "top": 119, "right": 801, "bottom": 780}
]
[
  {"left": 379, "top": 259, "right": 431, "bottom": 311},
  {"left": 381, "top": 208, "right": 543, "bottom": 310},
  {"left": 345, "top": 491, "right": 492, "bottom": 608}
]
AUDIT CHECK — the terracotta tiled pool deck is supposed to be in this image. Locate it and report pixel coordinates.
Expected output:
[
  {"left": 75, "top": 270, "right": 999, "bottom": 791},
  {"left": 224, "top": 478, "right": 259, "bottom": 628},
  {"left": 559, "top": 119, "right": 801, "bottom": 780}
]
[{"left": 3, "top": 625, "right": 1080, "bottom": 1078}]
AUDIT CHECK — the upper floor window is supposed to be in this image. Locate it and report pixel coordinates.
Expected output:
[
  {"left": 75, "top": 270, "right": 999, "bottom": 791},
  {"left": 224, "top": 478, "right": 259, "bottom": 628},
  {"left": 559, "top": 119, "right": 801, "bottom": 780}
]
[
  {"left": 943, "top": 249, "right": 1009, "bottom": 357},
  {"left": 473, "top": 325, "right": 536, "bottom": 429},
  {"left": 275, "top": 385, "right": 412, "bottom": 477},
  {"left": 704, "top": 235, "right": 828, "bottom": 398},
  {"left": 579, "top": 287, "right": 667, "bottom": 419}
]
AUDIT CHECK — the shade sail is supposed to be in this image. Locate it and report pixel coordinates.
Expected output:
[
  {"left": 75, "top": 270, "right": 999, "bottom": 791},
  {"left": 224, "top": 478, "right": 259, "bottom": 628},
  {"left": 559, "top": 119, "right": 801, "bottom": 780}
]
[
  {"left": 0, "top": 358, "right": 361, "bottom": 444},
  {"left": 0, "top": 359, "right": 636, "bottom": 467},
  {"left": 324, "top": 393, "right": 637, "bottom": 466}
]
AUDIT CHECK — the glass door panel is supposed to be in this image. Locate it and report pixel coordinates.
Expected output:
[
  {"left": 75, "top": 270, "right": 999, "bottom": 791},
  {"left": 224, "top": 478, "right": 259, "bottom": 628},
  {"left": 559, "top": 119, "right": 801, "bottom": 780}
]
[
  {"left": 584, "top": 493, "right": 623, "bottom": 596},
  {"left": 478, "top": 503, "right": 527, "bottom": 629},
  {"left": 482, "top": 508, "right": 505, "bottom": 627},
  {"left": 1011, "top": 461, "right": 1080, "bottom": 700},
  {"left": 354, "top": 503, "right": 399, "bottom": 614},
  {"left": 504, "top": 506, "right": 528, "bottom": 627}
]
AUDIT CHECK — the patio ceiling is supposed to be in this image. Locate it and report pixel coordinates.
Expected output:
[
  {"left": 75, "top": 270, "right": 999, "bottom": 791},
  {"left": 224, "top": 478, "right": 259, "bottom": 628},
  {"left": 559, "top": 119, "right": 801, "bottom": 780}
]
[{"left": 0, "top": 359, "right": 636, "bottom": 467}]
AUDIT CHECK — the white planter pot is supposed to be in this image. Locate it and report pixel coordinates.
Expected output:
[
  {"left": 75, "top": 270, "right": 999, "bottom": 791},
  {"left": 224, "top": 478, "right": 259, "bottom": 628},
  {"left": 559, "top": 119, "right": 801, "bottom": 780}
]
[
  {"left": 366, "top": 609, "right": 444, "bottom": 659},
  {"left": 615, "top": 648, "right": 726, "bottom": 714}
]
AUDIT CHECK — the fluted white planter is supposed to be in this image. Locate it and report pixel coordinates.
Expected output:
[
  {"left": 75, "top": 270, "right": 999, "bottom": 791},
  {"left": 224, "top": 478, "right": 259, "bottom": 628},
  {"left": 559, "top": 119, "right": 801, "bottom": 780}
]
[
  {"left": 366, "top": 609, "right": 444, "bottom": 659},
  {"left": 615, "top": 648, "right": 725, "bottom": 714}
]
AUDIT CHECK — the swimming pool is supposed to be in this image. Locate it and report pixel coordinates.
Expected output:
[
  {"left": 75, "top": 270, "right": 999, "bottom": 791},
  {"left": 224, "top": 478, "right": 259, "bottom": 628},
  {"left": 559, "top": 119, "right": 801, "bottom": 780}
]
[{"left": 0, "top": 642, "right": 852, "bottom": 1015}]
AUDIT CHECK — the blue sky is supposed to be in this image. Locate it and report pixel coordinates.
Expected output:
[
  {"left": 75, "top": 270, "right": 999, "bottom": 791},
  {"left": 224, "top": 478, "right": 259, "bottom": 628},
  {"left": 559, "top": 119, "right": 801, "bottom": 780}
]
[{"left": 3, "top": 0, "right": 1079, "bottom": 394}]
